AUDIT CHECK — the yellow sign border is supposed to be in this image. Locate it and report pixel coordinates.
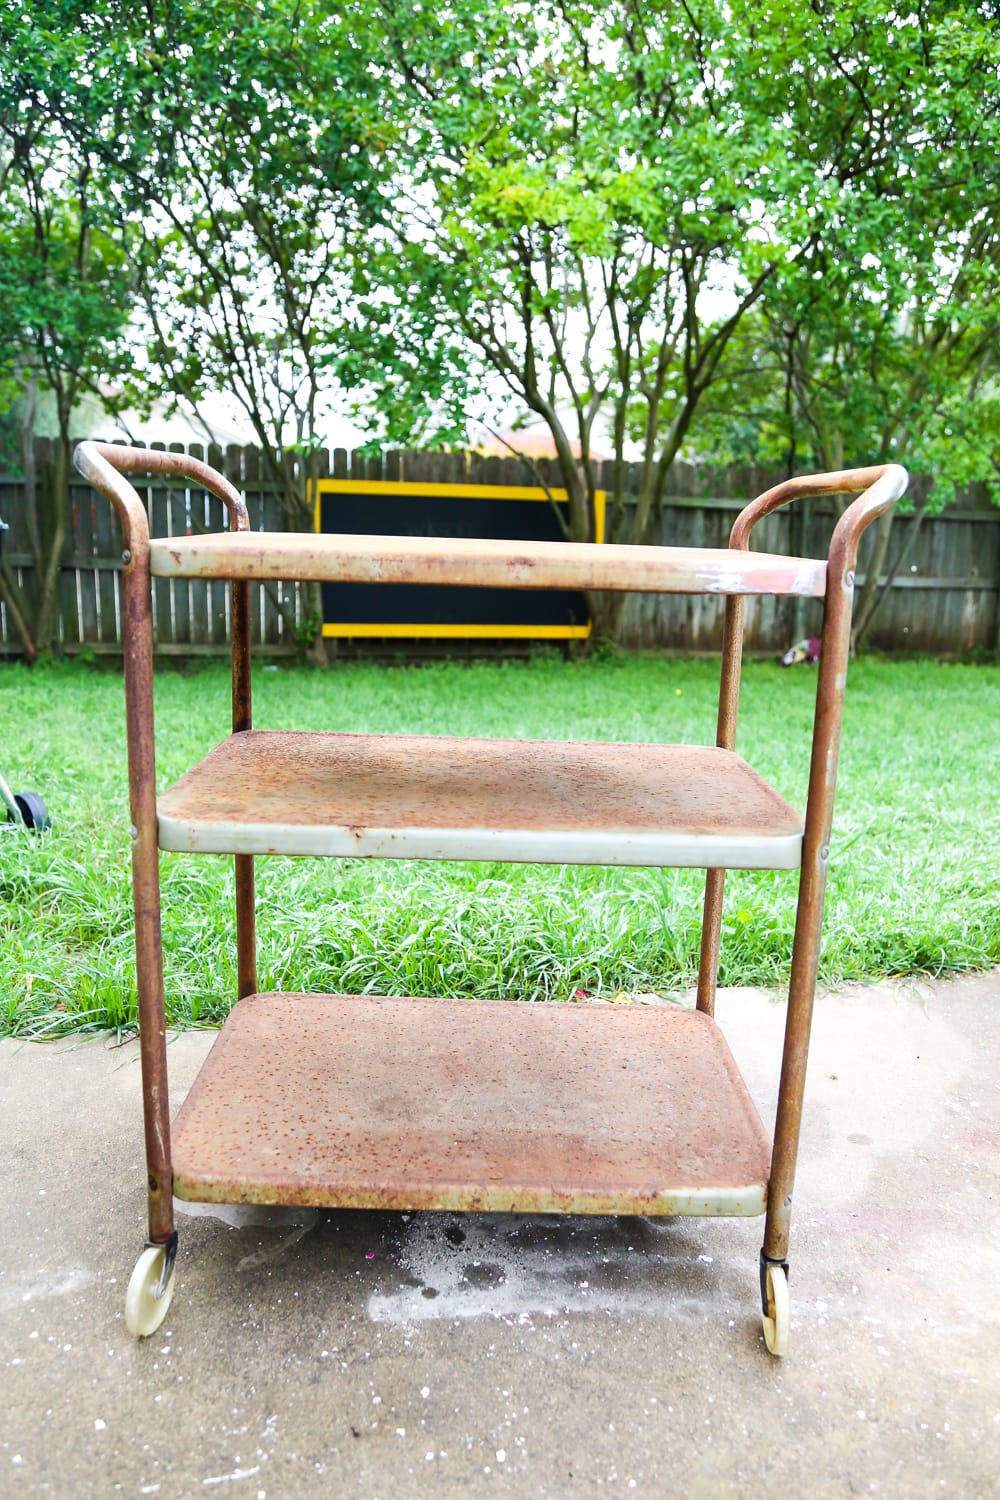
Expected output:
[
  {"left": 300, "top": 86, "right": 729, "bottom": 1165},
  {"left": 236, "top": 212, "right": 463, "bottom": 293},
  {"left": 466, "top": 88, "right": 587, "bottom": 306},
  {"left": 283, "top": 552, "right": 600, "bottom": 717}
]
[{"left": 313, "top": 479, "right": 606, "bottom": 640}]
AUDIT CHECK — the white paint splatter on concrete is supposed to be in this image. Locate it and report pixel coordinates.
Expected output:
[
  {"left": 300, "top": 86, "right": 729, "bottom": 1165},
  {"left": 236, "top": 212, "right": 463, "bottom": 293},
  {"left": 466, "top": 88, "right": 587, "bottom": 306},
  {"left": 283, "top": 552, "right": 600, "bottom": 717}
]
[
  {"left": 367, "top": 1212, "right": 726, "bottom": 1327},
  {"left": 0, "top": 1265, "right": 94, "bottom": 1312}
]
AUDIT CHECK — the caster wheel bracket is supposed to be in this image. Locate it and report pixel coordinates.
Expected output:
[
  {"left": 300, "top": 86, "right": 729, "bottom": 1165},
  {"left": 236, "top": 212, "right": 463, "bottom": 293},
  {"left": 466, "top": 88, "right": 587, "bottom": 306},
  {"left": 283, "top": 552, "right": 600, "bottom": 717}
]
[
  {"left": 759, "top": 1248, "right": 789, "bottom": 1317},
  {"left": 126, "top": 1236, "right": 178, "bottom": 1337},
  {"left": 759, "top": 1251, "right": 790, "bottom": 1356},
  {"left": 145, "top": 1230, "right": 178, "bottom": 1302}
]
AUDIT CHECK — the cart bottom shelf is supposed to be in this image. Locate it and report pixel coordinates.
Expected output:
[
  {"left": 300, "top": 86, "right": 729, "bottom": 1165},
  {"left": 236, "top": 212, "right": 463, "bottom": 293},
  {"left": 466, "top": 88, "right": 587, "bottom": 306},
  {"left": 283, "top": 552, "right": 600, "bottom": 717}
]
[{"left": 171, "top": 993, "right": 771, "bottom": 1217}]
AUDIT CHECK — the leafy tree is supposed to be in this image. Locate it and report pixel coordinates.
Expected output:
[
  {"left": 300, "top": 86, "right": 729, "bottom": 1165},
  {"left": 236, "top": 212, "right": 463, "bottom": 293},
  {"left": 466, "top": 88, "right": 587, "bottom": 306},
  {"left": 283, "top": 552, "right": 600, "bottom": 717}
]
[
  {"left": 7, "top": 0, "right": 998, "bottom": 663},
  {"left": 125, "top": 2, "right": 389, "bottom": 654},
  {"left": 355, "top": 0, "right": 1000, "bottom": 641},
  {"left": 702, "top": 0, "right": 1000, "bottom": 645},
  {"left": 128, "top": 4, "right": 383, "bottom": 485},
  {"left": 8, "top": 0, "right": 390, "bottom": 658},
  {"left": 0, "top": 10, "right": 134, "bottom": 659},
  {"left": 351, "top": 1, "right": 849, "bottom": 633}
]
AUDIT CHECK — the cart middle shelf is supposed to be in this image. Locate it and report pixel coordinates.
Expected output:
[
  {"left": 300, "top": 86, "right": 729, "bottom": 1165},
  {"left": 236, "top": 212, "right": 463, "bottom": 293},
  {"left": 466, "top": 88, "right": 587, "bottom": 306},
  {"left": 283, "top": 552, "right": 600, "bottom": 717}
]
[{"left": 155, "top": 730, "right": 804, "bottom": 870}]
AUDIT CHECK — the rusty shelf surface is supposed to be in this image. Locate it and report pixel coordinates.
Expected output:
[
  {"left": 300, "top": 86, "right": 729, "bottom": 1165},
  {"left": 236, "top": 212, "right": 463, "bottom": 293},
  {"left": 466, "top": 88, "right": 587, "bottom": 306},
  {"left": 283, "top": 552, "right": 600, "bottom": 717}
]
[
  {"left": 156, "top": 730, "right": 804, "bottom": 870},
  {"left": 172, "top": 994, "right": 772, "bottom": 1216},
  {"left": 147, "top": 529, "right": 828, "bottom": 598}
]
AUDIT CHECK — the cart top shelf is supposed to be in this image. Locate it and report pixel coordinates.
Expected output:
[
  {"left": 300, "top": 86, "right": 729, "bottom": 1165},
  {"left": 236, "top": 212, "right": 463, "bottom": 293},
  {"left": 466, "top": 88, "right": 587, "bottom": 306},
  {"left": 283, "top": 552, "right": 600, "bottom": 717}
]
[{"left": 147, "top": 530, "right": 829, "bottom": 598}]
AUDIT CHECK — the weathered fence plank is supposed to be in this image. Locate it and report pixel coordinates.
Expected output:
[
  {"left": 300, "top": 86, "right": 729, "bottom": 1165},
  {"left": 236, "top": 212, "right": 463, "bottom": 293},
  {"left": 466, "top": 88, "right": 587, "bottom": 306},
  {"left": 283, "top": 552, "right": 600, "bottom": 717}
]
[{"left": 0, "top": 441, "right": 997, "bottom": 658}]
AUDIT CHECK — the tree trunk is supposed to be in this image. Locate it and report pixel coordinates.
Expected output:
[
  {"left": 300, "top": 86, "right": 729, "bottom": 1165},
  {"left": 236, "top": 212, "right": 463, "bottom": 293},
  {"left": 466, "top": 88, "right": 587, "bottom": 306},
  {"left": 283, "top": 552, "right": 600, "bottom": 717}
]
[
  {"left": 303, "top": 578, "right": 327, "bottom": 666},
  {"left": 0, "top": 563, "right": 37, "bottom": 661},
  {"left": 0, "top": 387, "right": 42, "bottom": 660},
  {"left": 0, "top": 415, "right": 70, "bottom": 662},
  {"left": 586, "top": 589, "right": 628, "bottom": 649},
  {"left": 853, "top": 501, "right": 928, "bottom": 653},
  {"left": 850, "top": 507, "right": 895, "bottom": 654},
  {"left": 33, "top": 435, "right": 70, "bottom": 657},
  {"left": 301, "top": 449, "right": 327, "bottom": 667},
  {"left": 273, "top": 446, "right": 328, "bottom": 667}
]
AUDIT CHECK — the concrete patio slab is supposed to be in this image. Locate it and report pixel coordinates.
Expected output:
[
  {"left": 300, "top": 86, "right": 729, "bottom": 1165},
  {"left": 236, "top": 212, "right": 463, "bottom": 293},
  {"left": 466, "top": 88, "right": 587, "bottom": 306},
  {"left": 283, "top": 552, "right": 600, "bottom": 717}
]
[{"left": 1, "top": 973, "right": 998, "bottom": 1497}]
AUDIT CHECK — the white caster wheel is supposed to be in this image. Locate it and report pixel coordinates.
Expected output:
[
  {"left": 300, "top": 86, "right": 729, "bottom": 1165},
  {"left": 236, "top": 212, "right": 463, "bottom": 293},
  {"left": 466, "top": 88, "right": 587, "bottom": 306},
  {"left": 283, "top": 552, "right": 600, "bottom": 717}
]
[
  {"left": 125, "top": 1244, "right": 176, "bottom": 1337},
  {"left": 762, "top": 1262, "right": 789, "bottom": 1357}
]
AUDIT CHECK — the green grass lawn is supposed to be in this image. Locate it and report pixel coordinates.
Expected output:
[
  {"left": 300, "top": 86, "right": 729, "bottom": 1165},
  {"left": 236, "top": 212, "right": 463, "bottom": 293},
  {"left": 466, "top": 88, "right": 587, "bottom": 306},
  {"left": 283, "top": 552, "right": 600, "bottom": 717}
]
[{"left": 1, "top": 653, "right": 997, "bottom": 1037}]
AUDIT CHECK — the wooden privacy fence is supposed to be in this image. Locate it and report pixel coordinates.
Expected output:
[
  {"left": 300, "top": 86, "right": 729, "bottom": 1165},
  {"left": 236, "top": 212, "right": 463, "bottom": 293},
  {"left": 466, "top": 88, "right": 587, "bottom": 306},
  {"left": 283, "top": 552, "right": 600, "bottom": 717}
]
[
  {"left": 1, "top": 443, "right": 306, "bottom": 657},
  {"left": 1, "top": 441, "right": 998, "bottom": 658}
]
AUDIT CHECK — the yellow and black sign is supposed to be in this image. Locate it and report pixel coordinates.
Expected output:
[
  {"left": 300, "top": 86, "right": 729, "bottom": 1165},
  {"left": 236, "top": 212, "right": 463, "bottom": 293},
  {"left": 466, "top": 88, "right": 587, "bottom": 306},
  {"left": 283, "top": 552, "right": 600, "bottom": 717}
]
[{"left": 314, "top": 479, "right": 606, "bottom": 639}]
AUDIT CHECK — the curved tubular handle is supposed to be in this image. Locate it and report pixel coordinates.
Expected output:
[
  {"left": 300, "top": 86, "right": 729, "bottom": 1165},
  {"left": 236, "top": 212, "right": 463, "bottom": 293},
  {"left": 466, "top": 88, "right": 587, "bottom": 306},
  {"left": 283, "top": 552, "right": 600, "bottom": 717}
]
[
  {"left": 73, "top": 441, "right": 152, "bottom": 558},
  {"left": 717, "top": 461, "right": 909, "bottom": 749},
  {"left": 826, "top": 462, "right": 910, "bottom": 578},
  {"left": 74, "top": 437, "right": 255, "bottom": 734},
  {"left": 698, "top": 462, "right": 909, "bottom": 1022},
  {"left": 73, "top": 441, "right": 250, "bottom": 535},
  {"left": 73, "top": 437, "right": 258, "bottom": 1001},
  {"left": 730, "top": 463, "right": 909, "bottom": 564},
  {"left": 718, "top": 461, "right": 911, "bottom": 1265}
]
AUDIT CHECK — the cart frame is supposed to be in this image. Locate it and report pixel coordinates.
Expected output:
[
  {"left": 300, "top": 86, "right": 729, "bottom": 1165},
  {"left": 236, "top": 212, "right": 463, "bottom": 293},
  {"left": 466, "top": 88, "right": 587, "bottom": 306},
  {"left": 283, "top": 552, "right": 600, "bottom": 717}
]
[{"left": 74, "top": 439, "right": 907, "bottom": 1349}]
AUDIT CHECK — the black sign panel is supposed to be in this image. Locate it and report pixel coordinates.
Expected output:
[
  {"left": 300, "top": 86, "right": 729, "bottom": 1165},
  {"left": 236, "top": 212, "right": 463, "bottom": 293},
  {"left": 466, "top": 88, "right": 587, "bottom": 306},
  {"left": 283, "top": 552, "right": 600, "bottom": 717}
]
[{"left": 316, "top": 481, "right": 606, "bottom": 639}]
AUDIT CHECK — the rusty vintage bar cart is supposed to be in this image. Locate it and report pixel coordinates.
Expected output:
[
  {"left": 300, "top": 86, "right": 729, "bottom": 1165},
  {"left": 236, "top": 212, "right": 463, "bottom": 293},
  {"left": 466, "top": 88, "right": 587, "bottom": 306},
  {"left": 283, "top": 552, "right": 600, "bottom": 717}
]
[{"left": 75, "top": 441, "right": 907, "bottom": 1354}]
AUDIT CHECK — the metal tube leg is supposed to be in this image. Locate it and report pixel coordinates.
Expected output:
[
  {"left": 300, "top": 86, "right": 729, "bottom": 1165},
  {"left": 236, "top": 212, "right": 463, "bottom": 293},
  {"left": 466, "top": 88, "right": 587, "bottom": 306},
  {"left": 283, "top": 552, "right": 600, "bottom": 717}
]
[
  {"left": 134, "top": 849, "right": 174, "bottom": 1245},
  {"left": 121, "top": 559, "right": 174, "bottom": 1248},
  {"left": 696, "top": 869, "right": 726, "bottom": 1016},
  {"left": 698, "top": 593, "right": 745, "bottom": 1018},
  {"left": 762, "top": 849, "right": 827, "bottom": 1266},
  {"left": 763, "top": 563, "right": 855, "bottom": 1271},
  {"left": 235, "top": 854, "right": 257, "bottom": 998},
  {"left": 230, "top": 578, "right": 255, "bottom": 999}
]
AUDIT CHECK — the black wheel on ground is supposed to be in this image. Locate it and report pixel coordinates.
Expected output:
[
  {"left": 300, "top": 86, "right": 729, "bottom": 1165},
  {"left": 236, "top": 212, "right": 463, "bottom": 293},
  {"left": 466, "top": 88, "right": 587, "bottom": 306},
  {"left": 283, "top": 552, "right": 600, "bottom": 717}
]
[{"left": 13, "top": 791, "right": 51, "bottom": 832}]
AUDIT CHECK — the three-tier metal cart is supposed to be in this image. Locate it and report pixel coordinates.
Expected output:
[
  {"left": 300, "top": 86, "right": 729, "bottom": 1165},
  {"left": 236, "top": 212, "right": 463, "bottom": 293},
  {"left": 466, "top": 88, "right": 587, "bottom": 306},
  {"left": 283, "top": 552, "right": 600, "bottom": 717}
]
[{"left": 75, "top": 440, "right": 907, "bottom": 1354}]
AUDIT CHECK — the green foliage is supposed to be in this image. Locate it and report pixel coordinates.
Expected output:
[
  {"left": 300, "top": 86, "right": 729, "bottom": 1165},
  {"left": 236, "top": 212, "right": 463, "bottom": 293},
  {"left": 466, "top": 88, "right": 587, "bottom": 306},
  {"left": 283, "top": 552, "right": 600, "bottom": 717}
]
[
  {"left": 337, "top": 0, "right": 1000, "bottom": 577},
  {"left": 0, "top": 197, "right": 132, "bottom": 409},
  {"left": 0, "top": 1, "right": 394, "bottom": 536},
  {"left": 707, "top": 2, "right": 1000, "bottom": 501},
  {"left": 3, "top": 0, "right": 1000, "bottom": 658},
  {"left": 357, "top": 0, "right": 825, "bottom": 543},
  {"left": 114, "top": 0, "right": 389, "bottom": 489},
  {"left": 0, "top": 1, "right": 142, "bottom": 656},
  {"left": 0, "top": 2, "right": 136, "bottom": 414}
]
